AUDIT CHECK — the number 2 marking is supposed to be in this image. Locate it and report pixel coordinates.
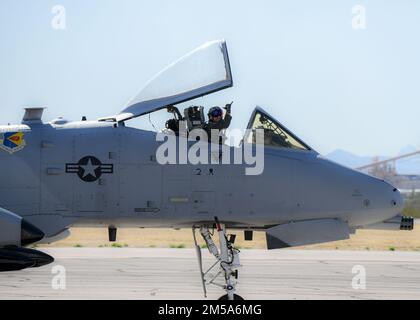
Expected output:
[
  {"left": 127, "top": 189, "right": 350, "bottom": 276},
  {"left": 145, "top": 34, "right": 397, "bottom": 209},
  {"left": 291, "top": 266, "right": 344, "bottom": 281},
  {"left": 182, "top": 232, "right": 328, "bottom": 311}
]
[{"left": 195, "top": 168, "right": 215, "bottom": 176}]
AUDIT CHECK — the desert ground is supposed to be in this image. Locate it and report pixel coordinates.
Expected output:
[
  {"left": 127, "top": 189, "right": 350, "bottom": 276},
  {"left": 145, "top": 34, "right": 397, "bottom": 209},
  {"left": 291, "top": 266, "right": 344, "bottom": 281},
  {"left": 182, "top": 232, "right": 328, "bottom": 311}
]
[{"left": 39, "top": 221, "right": 420, "bottom": 251}]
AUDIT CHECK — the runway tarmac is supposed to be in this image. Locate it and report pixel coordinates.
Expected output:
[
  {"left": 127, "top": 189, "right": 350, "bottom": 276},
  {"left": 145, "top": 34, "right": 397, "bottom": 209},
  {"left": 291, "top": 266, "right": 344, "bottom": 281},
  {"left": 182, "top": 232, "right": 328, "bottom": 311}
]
[{"left": 1, "top": 248, "right": 420, "bottom": 300}]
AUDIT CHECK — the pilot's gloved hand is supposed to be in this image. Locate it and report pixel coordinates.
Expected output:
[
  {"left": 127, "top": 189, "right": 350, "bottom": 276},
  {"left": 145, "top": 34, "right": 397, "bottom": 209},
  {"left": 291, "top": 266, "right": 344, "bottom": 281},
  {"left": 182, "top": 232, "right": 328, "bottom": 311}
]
[
  {"left": 167, "top": 105, "right": 176, "bottom": 113},
  {"left": 224, "top": 101, "right": 233, "bottom": 114}
]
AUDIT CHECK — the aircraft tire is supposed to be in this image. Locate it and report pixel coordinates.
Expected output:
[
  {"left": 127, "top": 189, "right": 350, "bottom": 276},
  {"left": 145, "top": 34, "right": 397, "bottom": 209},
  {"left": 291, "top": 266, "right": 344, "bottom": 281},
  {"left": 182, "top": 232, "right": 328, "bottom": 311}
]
[{"left": 218, "top": 294, "right": 244, "bottom": 300}]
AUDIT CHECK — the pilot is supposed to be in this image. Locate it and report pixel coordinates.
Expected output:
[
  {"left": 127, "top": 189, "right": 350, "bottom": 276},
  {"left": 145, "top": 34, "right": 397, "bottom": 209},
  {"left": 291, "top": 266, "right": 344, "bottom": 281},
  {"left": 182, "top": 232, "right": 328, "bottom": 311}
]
[{"left": 204, "top": 103, "right": 232, "bottom": 144}]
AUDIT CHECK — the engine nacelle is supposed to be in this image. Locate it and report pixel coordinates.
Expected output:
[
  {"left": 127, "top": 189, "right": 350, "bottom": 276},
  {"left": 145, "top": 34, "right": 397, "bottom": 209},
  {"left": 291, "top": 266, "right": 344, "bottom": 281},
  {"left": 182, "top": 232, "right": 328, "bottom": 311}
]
[
  {"left": 0, "top": 207, "right": 45, "bottom": 247},
  {"left": 0, "top": 208, "right": 52, "bottom": 272},
  {"left": 0, "top": 247, "right": 54, "bottom": 271},
  {"left": 0, "top": 208, "right": 21, "bottom": 246}
]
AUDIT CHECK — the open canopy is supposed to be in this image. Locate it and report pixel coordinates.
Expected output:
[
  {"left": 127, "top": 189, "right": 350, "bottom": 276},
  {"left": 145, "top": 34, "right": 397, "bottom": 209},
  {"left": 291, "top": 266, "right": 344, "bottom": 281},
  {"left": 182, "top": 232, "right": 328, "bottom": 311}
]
[{"left": 113, "top": 40, "right": 233, "bottom": 122}]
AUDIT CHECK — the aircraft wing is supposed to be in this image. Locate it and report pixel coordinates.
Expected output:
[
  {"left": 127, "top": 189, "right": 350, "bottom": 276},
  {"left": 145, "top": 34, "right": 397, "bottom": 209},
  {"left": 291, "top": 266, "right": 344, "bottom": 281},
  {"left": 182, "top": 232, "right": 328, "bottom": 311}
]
[
  {"left": 265, "top": 219, "right": 350, "bottom": 249},
  {"left": 107, "top": 40, "right": 233, "bottom": 122},
  {"left": 0, "top": 207, "right": 54, "bottom": 271}
]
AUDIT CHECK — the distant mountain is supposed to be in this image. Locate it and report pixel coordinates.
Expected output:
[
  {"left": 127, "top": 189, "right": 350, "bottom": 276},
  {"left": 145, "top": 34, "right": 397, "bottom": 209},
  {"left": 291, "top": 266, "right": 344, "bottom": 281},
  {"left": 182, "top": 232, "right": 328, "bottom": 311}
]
[
  {"left": 325, "top": 149, "right": 379, "bottom": 169},
  {"left": 325, "top": 147, "right": 420, "bottom": 174},
  {"left": 398, "top": 145, "right": 418, "bottom": 155}
]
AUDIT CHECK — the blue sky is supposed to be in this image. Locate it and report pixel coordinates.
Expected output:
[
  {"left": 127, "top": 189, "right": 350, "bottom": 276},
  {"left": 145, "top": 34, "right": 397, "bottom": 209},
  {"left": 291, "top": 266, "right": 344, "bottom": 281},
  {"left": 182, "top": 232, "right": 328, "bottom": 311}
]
[{"left": 1, "top": 0, "right": 419, "bottom": 156}]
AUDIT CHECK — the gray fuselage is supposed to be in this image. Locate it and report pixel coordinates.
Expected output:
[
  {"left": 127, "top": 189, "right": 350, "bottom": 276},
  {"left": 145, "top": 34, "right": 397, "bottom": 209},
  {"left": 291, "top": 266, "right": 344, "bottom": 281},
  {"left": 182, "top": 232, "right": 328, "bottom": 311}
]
[{"left": 0, "top": 120, "right": 402, "bottom": 238}]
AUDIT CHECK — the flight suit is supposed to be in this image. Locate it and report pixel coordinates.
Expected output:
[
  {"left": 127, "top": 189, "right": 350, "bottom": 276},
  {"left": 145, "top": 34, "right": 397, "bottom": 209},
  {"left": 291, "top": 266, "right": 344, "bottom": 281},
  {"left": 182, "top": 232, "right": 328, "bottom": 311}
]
[{"left": 204, "top": 112, "right": 232, "bottom": 144}]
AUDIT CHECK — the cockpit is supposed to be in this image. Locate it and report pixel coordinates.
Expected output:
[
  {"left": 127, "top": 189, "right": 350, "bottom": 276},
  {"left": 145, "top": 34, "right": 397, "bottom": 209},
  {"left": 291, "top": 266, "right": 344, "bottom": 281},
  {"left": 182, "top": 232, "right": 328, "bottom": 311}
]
[{"left": 244, "top": 108, "right": 310, "bottom": 151}]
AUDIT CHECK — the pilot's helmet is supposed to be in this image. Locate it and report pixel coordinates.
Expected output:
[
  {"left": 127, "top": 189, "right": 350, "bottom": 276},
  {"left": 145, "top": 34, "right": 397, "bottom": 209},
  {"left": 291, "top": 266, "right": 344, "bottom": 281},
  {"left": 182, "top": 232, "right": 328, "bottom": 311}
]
[{"left": 208, "top": 107, "right": 223, "bottom": 118}]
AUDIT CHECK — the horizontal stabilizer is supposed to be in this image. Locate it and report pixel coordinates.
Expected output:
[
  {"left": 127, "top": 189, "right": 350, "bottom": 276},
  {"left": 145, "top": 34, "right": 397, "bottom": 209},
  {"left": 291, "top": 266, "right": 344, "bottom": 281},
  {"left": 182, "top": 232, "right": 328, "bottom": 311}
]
[{"left": 266, "top": 219, "right": 350, "bottom": 250}]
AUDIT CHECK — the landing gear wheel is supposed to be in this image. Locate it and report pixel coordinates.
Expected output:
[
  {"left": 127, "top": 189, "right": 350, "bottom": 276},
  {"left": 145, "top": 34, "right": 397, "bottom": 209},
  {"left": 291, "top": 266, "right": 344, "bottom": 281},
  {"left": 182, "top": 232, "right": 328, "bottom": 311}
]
[
  {"left": 193, "top": 218, "right": 242, "bottom": 300},
  {"left": 218, "top": 294, "right": 244, "bottom": 301}
]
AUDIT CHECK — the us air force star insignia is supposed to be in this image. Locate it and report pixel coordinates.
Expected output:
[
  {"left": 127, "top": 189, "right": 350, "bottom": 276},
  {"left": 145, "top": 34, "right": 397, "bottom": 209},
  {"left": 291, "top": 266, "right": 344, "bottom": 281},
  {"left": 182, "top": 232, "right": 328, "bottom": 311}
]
[
  {"left": 66, "top": 156, "right": 113, "bottom": 182},
  {"left": 81, "top": 158, "right": 100, "bottom": 179}
]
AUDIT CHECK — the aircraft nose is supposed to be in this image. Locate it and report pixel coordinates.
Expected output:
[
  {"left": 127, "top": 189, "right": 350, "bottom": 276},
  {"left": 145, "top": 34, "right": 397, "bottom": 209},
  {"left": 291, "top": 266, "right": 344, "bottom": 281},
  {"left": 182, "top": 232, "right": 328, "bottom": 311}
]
[
  {"left": 391, "top": 187, "right": 404, "bottom": 210},
  {"left": 375, "top": 181, "right": 404, "bottom": 221},
  {"left": 353, "top": 178, "right": 405, "bottom": 227}
]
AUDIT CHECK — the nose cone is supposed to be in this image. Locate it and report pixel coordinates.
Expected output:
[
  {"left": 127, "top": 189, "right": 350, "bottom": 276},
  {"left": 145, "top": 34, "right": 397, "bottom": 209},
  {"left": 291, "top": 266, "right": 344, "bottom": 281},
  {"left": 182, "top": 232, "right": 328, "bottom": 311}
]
[
  {"left": 364, "top": 180, "right": 405, "bottom": 225},
  {"left": 382, "top": 182, "right": 404, "bottom": 218},
  {"left": 391, "top": 187, "right": 404, "bottom": 211}
]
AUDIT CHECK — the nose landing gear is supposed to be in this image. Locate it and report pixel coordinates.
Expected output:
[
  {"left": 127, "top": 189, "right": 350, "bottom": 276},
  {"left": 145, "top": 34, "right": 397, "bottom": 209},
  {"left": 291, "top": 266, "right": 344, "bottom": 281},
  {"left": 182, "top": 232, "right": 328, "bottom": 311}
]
[{"left": 192, "top": 217, "right": 244, "bottom": 301}]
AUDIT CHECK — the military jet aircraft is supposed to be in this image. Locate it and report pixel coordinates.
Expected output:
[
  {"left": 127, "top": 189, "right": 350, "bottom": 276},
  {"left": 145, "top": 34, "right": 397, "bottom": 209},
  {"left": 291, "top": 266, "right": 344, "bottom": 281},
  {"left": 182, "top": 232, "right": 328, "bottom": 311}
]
[{"left": 0, "top": 40, "right": 414, "bottom": 300}]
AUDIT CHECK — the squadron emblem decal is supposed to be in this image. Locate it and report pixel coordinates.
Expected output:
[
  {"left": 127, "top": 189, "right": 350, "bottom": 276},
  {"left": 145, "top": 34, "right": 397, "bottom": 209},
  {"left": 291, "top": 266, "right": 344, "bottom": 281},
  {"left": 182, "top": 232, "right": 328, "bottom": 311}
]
[
  {"left": 66, "top": 156, "right": 113, "bottom": 182},
  {"left": 0, "top": 132, "right": 26, "bottom": 154}
]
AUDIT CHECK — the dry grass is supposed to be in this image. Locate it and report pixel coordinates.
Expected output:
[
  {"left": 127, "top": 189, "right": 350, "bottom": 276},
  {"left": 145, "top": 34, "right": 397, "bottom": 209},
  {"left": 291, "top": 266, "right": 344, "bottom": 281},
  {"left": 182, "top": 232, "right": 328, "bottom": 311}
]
[{"left": 38, "top": 225, "right": 420, "bottom": 252}]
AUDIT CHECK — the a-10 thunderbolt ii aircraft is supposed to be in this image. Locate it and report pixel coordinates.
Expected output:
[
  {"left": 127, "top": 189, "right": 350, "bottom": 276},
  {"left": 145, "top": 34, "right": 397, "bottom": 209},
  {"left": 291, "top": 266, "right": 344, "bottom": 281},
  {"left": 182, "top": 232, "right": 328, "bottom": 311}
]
[{"left": 0, "top": 40, "right": 414, "bottom": 300}]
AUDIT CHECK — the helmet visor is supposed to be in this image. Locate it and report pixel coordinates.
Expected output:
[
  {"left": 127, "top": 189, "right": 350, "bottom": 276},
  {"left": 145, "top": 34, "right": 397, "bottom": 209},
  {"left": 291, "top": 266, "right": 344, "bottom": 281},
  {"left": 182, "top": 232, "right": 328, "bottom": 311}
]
[{"left": 210, "top": 108, "right": 223, "bottom": 118}]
